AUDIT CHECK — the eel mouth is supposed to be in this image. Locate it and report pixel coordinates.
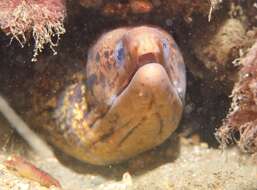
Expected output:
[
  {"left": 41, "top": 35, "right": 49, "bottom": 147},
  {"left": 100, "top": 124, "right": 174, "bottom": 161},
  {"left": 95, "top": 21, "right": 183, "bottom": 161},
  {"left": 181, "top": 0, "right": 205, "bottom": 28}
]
[
  {"left": 106, "top": 61, "right": 182, "bottom": 123},
  {"left": 115, "top": 52, "right": 163, "bottom": 100},
  {"left": 114, "top": 62, "right": 180, "bottom": 106},
  {"left": 138, "top": 52, "right": 160, "bottom": 67},
  {"left": 115, "top": 41, "right": 168, "bottom": 98}
]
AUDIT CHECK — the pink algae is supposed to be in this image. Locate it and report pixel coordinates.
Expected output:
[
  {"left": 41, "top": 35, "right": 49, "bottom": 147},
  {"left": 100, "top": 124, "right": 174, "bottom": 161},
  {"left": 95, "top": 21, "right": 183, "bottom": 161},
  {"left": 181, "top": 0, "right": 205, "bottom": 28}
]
[{"left": 0, "top": 0, "right": 66, "bottom": 61}]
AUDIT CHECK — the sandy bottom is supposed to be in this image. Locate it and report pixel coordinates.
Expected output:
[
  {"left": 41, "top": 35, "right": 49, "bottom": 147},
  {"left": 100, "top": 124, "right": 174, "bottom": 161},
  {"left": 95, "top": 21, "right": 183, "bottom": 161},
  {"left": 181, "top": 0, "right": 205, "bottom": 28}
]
[{"left": 0, "top": 134, "right": 256, "bottom": 190}]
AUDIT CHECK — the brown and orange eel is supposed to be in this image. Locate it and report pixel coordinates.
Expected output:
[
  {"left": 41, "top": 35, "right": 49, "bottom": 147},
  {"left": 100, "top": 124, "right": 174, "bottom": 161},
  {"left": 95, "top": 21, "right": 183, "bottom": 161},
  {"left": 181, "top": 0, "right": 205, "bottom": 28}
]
[{"left": 53, "top": 26, "right": 186, "bottom": 165}]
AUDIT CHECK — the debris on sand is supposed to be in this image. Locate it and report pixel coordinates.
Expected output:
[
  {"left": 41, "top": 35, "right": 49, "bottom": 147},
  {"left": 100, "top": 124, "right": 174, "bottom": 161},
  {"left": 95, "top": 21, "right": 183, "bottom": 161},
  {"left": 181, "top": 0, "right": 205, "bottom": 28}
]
[{"left": 4, "top": 155, "right": 61, "bottom": 188}]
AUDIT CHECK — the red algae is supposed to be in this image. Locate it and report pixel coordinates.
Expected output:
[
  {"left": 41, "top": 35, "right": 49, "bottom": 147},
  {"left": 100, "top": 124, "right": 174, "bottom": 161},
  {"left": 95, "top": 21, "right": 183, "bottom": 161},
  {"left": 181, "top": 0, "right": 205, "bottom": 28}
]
[
  {"left": 0, "top": 0, "right": 66, "bottom": 61},
  {"left": 216, "top": 40, "right": 257, "bottom": 153}
]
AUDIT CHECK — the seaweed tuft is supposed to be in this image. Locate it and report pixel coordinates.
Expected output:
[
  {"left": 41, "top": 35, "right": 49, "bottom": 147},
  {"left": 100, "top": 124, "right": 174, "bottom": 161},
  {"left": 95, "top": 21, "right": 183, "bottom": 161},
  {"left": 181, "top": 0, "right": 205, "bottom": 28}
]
[{"left": 0, "top": 0, "right": 66, "bottom": 61}]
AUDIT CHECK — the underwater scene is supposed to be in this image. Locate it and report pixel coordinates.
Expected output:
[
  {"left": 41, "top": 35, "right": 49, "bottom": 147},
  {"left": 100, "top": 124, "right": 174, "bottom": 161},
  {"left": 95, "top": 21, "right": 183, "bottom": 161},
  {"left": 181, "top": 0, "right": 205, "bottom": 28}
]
[{"left": 0, "top": 0, "right": 256, "bottom": 189}]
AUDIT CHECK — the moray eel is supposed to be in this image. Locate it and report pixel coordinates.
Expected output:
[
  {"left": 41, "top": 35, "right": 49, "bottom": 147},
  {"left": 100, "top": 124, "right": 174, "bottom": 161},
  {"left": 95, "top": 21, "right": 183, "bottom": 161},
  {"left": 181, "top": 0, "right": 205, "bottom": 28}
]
[{"left": 54, "top": 26, "right": 186, "bottom": 165}]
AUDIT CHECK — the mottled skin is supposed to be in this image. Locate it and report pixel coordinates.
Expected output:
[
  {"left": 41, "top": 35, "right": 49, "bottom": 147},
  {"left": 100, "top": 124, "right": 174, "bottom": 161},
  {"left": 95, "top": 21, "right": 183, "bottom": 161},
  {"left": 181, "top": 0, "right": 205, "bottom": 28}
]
[{"left": 54, "top": 26, "right": 186, "bottom": 165}]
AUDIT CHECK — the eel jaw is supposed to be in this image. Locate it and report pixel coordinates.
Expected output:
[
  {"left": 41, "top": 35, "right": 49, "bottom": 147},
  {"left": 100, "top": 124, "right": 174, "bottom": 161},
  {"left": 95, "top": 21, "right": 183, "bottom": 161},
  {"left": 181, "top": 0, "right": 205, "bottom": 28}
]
[{"left": 84, "top": 63, "right": 183, "bottom": 165}]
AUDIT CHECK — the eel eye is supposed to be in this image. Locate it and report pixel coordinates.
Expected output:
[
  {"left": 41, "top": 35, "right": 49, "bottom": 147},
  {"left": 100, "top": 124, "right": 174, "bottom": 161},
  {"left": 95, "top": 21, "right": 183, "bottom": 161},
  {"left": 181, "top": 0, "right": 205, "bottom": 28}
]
[
  {"left": 162, "top": 39, "right": 170, "bottom": 61},
  {"left": 114, "top": 41, "right": 125, "bottom": 67}
]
